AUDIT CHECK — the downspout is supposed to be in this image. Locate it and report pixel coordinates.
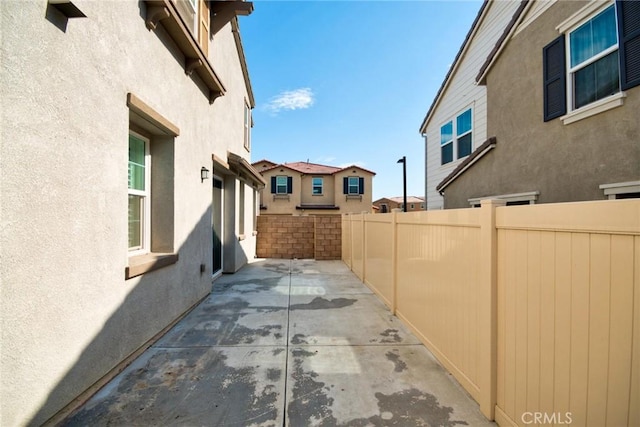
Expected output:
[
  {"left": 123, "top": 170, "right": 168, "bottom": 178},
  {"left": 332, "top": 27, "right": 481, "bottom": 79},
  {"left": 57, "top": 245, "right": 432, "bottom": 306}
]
[{"left": 422, "top": 132, "right": 427, "bottom": 210}]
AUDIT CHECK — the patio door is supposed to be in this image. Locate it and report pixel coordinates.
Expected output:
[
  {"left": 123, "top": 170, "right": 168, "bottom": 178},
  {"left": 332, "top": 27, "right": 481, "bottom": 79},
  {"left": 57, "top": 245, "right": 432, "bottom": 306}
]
[{"left": 212, "top": 176, "right": 223, "bottom": 276}]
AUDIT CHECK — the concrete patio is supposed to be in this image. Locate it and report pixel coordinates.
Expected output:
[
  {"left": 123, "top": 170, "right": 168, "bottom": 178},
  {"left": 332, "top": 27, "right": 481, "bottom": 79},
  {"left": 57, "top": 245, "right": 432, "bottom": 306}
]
[{"left": 62, "top": 259, "right": 495, "bottom": 426}]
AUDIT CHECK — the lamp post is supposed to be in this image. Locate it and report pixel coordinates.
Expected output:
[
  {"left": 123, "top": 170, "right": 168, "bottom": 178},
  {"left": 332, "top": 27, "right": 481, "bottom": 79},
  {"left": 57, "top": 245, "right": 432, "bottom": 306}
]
[{"left": 397, "top": 156, "right": 407, "bottom": 212}]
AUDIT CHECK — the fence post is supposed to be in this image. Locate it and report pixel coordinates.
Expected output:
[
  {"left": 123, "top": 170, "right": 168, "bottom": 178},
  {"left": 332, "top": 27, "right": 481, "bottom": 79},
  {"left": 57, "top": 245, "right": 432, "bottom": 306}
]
[
  {"left": 391, "top": 210, "right": 398, "bottom": 315},
  {"left": 478, "top": 198, "right": 505, "bottom": 419},
  {"left": 349, "top": 213, "right": 355, "bottom": 271},
  {"left": 362, "top": 212, "right": 368, "bottom": 283}
]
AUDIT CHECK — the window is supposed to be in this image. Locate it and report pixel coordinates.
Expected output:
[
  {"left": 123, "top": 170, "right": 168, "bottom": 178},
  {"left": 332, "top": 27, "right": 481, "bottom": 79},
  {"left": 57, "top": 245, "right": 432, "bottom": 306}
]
[
  {"left": 569, "top": 5, "right": 619, "bottom": 109},
  {"left": 239, "top": 182, "right": 245, "bottom": 236},
  {"left": 600, "top": 180, "right": 640, "bottom": 199},
  {"left": 410, "top": 204, "right": 415, "bottom": 209},
  {"left": 440, "top": 108, "right": 473, "bottom": 165},
  {"left": 440, "top": 121, "right": 453, "bottom": 165},
  {"left": 244, "top": 101, "right": 251, "bottom": 151},
  {"left": 128, "top": 132, "right": 150, "bottom": 253},
  {"left": 271, "top": 176, "right": 292, "bottom": 194},
  {"left": 343, "top": 176, "right": 364, "bottom": 195},
  {"left": 544, "top": 1, "right": 640, "bottom": 122},
  {"left": 348, "top": 177, "right": 360, "bottom": 194},
  {"left": 312, "top": 177, "right": 323, "bottom": 195},
  {"left": 125, "top": 93, "right": 177, "bottom": 279},
  {"left": 456, "top": 109, "right": 472, "bottom": 158},
  {"left": 380, "top": 203, "right": 388, "bottom": 213}
]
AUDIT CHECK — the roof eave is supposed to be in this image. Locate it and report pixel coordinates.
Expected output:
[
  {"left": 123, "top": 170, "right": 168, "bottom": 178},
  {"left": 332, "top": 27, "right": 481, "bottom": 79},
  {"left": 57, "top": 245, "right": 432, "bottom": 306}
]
[{"left": 419, "top": 0, "right": 490, "bottom": 134}]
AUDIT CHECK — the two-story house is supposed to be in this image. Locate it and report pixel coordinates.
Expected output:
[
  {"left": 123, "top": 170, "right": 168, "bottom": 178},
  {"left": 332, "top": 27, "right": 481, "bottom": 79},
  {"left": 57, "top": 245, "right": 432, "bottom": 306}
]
[
  {"left": 253, "top": 160, "right": 376, "bottom": 215},
  {"left": 419, "top": 0, "right": 524, "bottom": 210},
  {"left": 436, "top": 0, "right": 640, "bottom": 208},
  {"left": 1, "top": 1, "right": 262, "bottom": 425},
  {"left": 373, "top": 196, "right": 425, "bottom": 213}
]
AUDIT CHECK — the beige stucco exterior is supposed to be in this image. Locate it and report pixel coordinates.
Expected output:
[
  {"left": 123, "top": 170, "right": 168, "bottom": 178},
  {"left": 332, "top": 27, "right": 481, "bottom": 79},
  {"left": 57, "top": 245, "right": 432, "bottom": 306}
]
[
  {"left": 1, "top": 1, "right": 259, "bottom": 425},
  {"left": 442, "top": 0, "right": 640, "bottom": 208},
  {"left": 255, "top": 162, "right": 375, "bottom": 215}
]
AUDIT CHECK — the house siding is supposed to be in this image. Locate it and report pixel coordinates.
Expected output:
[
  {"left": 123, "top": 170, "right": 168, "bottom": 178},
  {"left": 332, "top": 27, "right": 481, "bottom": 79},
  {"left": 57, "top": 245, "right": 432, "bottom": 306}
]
[
  {"left": 423, "top": 0, "right": 522, "bottom": 210},
  {"left": 1, "top": 1, "right": 256, "bottom": 425},
  {"left": 443, "top": 0, "right": 640, "bottom": 208}
]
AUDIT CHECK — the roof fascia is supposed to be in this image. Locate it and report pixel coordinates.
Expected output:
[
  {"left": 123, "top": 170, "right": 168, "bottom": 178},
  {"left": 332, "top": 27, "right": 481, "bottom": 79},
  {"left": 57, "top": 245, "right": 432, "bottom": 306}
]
[
  {"left": 476, "top": 0, "right": 531, "bottom": 85},
  {"left": 231, "top": 17, "right": 255, "bottom": 108},
  {"left": 418, "top": 0, "right": 490, "bottom": 134}
]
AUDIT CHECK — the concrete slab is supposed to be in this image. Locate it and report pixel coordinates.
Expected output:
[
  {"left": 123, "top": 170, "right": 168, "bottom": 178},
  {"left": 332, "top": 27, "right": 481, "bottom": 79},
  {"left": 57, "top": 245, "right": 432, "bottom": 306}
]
[
  {"left": 290, "top": 273, "right": 373, "bottom": 296},
  {"left": 291, "top": 259, "right": 352, "bottom": 275},
  {"left": 62, "top": 259, "right": 494, "bottom": 427},
  {"left": 63, "top": 346, "right": 286, "bottom": 427},
  {"left": 286, "top": 345, "right": 493, "bottom": 427},
  {"left": 212, "top": 275, "right": 290, "bottom": 295},
  {"left": 155, "top": 305, "right": 288, "bottom": 347},
  {"left": 288, "top": 294, "right": 420, "bottom": 346}
]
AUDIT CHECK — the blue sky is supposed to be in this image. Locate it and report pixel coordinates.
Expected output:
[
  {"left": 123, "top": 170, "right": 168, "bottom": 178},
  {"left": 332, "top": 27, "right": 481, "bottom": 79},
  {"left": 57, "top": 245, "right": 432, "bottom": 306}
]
[{"left": 240, "top": 0, "right": 483, "bottom": 200}]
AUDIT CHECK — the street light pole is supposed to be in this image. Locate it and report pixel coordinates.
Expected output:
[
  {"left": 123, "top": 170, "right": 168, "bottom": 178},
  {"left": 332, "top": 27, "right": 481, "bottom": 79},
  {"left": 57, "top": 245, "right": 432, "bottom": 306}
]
[{"left": 397, "top": 156, "right": 407, "bottom": 212}]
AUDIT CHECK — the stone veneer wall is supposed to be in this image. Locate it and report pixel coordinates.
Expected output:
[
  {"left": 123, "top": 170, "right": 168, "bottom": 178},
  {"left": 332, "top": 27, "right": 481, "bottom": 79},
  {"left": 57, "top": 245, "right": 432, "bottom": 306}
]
[{"left": 256, "top": 215, "right": 341, "bottom": 260}]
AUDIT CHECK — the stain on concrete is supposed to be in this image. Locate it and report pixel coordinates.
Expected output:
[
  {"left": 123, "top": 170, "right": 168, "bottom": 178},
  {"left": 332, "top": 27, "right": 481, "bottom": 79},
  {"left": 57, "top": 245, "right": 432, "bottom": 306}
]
[
  {"left": 290, "top": 297, "right": 357, "bottom": 310},
  {"left": 287, "top": 349, "right": 337, "bottom": 426},
  {"left": 62, "top": 348, "right": 281, "bottom": 426},
  {"left": 272, "top": 348, "right": 285, "bottom": 356},
  {"left": 291, "top": 334, "right": 308, "bottom": 344},
  {"left": 385, "top": 350, "right": 407, "bottom": 373},
  {"left": 266, "top": 368, "right": 282, "bottom": 382},
  {"left": 212, "top": 276, "right": 284, "bottom": 294},
  {"left": 379, "top": 328, "right": 402, "bottom": 343},
  {"left": 344, "top": 388, "right": 469, "bottom": 427},
  {"left": 204, "top": 298, "right": 285, "bottom": 314},
  {"left": 159, "top": 312, "right": 283, "bottom": 346}
]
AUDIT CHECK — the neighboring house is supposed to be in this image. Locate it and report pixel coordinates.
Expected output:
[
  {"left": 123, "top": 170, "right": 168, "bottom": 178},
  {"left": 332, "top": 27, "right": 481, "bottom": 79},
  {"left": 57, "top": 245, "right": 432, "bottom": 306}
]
[
  {"left": 373, "top": 196, "right": 425, "bottom": 213},
  {"left": 1, "top": 1, "right": 263, "bottom": 425},
  {"left": 419, "top": 0, "right": 524, "bottom": 210},
  {"left": 253, "top": 160, "right": 376, "bottom": 215},
  {"left": 437, "top": 0, "right": 640, "bottom": 208}
]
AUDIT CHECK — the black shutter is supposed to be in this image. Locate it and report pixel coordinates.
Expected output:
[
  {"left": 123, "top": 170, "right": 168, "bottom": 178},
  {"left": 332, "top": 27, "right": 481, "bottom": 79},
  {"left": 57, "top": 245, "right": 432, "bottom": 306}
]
[
  {"left": 343, "top": 177, "right": 348, "bottom": 194},
  {"left": 270, "top": 176, "right": 276, "bottom": 194},
  {"left": 358, "top": 177, "right": 364, "bottom": 195},
  {"left": 617, "top": 0, "right": 640, "bottom": 90},
  {"left": 287, "top": 176, "right": 293, "bottom": 194},
  {"left": 543, "top": 35, "right": 566, "bottom": 121}
]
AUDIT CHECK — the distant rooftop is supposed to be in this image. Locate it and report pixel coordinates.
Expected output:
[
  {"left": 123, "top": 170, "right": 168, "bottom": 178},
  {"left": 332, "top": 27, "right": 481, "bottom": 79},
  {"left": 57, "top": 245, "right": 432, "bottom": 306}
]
[{"left": 254, "top": 159, "right": 376, "bottom": 176}]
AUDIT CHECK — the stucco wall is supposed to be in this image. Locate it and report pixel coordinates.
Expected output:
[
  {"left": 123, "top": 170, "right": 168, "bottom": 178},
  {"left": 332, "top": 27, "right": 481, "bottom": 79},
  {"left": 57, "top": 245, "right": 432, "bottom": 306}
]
[
  {"left": 443, "top": 1, "right": 640, "bottom": 209},
  {"left": 1, "top": 1, "right": 255, "bottom": 425}
]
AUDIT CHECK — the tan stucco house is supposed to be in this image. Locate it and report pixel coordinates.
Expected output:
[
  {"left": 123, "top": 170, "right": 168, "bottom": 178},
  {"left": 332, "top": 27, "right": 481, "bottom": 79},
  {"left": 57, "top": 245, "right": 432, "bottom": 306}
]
[
  {"left": 253, "top": 160, "right": 376, "bottom": 215},
  {"left": 1, "top": 0, "right": 263, "bottom": 425},
  {"left": 437, "top": 0, "right": 640, "bottom": 208},
  {"left": 373, "top": 196, "right": 425, "bottom": 213}
]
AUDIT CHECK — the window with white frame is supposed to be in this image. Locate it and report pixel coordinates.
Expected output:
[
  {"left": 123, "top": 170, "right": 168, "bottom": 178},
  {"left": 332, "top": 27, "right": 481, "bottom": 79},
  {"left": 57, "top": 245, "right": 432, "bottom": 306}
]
[
  {"left": 128, "top": 132, "right": 150, "bottom": 253},
  {"left": 440, "top": 108, "right": 473, "bottom": 165},
  {"left": 312, "top": 177, "right": 323, "bottom": 195},
  {"left": 244, "top": 101, "right": 251, "bottom": 151},
  {"left": 276, "top": 176, "right": 288, "bottom": 194},
  {"left": 239, "top": 182, "right": 245, "bottom": 236},
  {"left": 348, "top": 177, "right": 360, "bottom": 194},
  {"left": 569, "top": 4, "right": 619, "bottom": 109},
  {"left": 543, "top": 1, "right": 640, "bottom": 122}
]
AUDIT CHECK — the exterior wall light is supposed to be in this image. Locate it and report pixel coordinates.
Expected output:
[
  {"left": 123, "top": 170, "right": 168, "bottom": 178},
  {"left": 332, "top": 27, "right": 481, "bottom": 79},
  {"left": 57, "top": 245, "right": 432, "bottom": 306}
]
[{"left": 201, "top": 167, "right": 210, "bottom": 183}]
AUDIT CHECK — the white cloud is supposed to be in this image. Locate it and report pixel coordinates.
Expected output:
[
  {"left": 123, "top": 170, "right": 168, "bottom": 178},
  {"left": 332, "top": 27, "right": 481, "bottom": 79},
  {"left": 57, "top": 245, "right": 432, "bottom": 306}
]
[{"left": 264, "top": 88, "right": 314, "bottom": 113}]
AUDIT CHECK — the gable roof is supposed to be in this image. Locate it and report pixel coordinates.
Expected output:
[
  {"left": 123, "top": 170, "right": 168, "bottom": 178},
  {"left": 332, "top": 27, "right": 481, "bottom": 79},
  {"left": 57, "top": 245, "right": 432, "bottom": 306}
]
[
  {"left": 476, "top": 0, "right": 530, "bottom": 84},
  {"left": 418, "top": 0, "right": 489, "bottom": 134},
  {"left": 253, "top": 160, "right": 376, "bottom": 176},
  {"left": 375, "top": 196, "right": 425, "bottom": 204}
]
